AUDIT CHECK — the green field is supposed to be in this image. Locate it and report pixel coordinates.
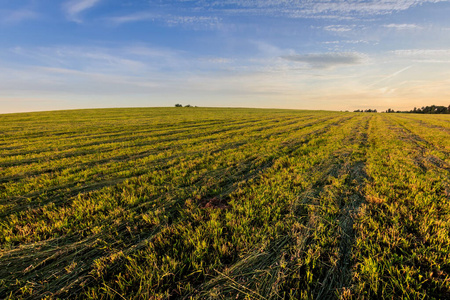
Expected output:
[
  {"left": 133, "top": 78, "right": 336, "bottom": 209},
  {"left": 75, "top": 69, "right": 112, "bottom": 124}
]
[{"left": 1, "top": 108, "right": 449, "bottom": 299}]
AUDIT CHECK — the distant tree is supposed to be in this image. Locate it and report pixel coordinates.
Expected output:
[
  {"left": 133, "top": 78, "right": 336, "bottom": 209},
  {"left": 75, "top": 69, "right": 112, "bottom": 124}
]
[
  {"left": 175, "top": 104, "right": 183, "bottom": 107},
  {"left": 423, "top": 105, "right": 447, "bottom": 114},
  {"left": 360, "top": 109, "right": 377, "bottom": 113},
  {"left": 185, "top": 104, "right": 192, "bottom": 107},
  {"left": 437, "top": 106, "right": 447, "bottom": 114},
  {"left": 393, "top": 105, "right": 449, "bottom": 114}
]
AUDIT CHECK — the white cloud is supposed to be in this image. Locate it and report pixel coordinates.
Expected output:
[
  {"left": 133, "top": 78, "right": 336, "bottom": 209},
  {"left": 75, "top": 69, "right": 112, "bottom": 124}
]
[
  {"left": 345, "top": 40, "right": 371, "bottom": 44},
  {"left": 102, "top": 0, "right": 450, "bottom": 27},
  {"left": 392, "top": 49, "right": 450, "bottom": 56},
  {"left": 7, "top": 46, "right": 158, "bottom": 75},
  {"left": 63, "top": 0, "right": 102, "bottom": 22},
  {"left": 167, "top": 0, "right": 449, "bottom": 18},
  {"left": 281, "top": 52, "right": 366, "bottom": 69},
  {"left": 383, "top": 23, "right": 423, "bottom": 30},
  {"left": 324, "top": 25, "right": 355, "bottom": 32},
  {"left": 292, "top": 0, "right": 444, "bottom": 16},
  {"left": 4, "top": 44, "right": 205, "bottom": 83},
  {"left": 108, "top": 12, "right": 221, "bottom": 29},
  {"left": 108, "top": 12, "right": 155, "bottom": 24},
  {"left": 165, "top": 16, "right": 221, "bottom": 27}
]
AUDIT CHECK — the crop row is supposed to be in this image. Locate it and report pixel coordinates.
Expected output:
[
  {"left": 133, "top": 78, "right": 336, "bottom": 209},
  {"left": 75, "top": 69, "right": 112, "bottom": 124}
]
[{"left": 0, "top": 108, "right": 449, "bottom": 299}]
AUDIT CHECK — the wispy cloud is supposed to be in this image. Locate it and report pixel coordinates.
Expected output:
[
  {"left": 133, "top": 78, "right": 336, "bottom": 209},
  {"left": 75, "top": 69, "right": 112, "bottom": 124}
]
[
  {"left": 160, "top": 0, "right": 449, "bottom": 18},
  {"left": 8, "top": 46, "right": 146, "bottom": 75},
  {"left": 290, "top": 0, "right": 446, "bottom": 16},
  {"left": 101, "top": 0, "right": 450, "bottom": 27},
  {"left": 369, "top": 65, "right": 413, "bottom": 87},
  {"left": 323, "top": 40, "right": 371, "bottom": 45},
  {"left": 324, "top": 25, "right": 355, "bottom": 32},
  {"left": 281, "top": 52, "right": 365, "bottom": 69},
  {"left": 63, "top": 0, "right": 102, "bottom": 22},
  {"left": 108, "top": 12, "right": 155, "bottom": 25},
  {"left": 6, "top": 45, "right": 191, "bottom": 78},
  {"left": 108, "top": 12, "right": 221, "bottom": 29},
  {"left": 165, "top": 16, "right": 221, "bottom": 28},
  {"left": 383, "top": 23, "right": 423, "bottom": 30},
  {"left": 392, "top": 49, "right": 450, "bottom": 56}
]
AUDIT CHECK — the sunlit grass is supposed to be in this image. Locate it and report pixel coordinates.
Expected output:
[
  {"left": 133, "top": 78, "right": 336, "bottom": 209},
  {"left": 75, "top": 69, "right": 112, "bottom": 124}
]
[{"left": 0, "top": 108, "right": 449, "bottom": 299}]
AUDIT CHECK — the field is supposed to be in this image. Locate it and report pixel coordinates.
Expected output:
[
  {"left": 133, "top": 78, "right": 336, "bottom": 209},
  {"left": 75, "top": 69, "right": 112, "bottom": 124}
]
[{"left": 1, "top": 107, "right": 449, "bottom": 299}]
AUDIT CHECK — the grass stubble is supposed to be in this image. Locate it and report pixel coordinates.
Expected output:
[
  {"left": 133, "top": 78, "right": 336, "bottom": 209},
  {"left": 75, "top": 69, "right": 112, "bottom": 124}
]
[{"left": 0, "top": 108, "right": 449, "bottom": 299}]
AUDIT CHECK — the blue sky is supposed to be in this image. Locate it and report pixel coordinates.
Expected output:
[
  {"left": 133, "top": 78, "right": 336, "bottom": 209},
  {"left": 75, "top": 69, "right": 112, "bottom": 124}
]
[{"left": 1, "top": 0, "right": 450, "bottom": 113}]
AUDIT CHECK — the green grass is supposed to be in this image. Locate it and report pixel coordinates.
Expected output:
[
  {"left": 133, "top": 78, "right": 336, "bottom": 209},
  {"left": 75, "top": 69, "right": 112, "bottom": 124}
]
[{"left": 0, "top": 107, "right": 449, "bottom": 299}]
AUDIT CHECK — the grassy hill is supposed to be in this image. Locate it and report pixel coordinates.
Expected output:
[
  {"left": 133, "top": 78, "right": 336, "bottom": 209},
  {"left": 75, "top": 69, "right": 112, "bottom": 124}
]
[{"left": 1, "top": 107, "right": 449, "bottom": 299}]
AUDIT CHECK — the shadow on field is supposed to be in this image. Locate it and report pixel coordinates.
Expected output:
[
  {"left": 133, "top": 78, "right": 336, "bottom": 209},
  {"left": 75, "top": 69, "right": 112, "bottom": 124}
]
[{"left": 184, "top": 115, "right": 373, "bottom": 299}]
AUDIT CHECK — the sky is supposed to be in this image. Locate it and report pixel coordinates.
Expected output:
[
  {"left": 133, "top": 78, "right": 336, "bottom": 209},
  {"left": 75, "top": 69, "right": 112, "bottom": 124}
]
[{"left": 1, "top": 0, "right": 450, "bottom": 113}]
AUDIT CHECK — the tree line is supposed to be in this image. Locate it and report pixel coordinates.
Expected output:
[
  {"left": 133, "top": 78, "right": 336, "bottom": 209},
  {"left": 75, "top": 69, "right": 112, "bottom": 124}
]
[
  {"left": 175, "top": 104, "right": 196, "bottom": 107},
  {"left": 386, "top": 105, "right": 450, "bottom": 114},
  {"left": 354, "top": 109, "right": 377, "bottom": 113}
]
